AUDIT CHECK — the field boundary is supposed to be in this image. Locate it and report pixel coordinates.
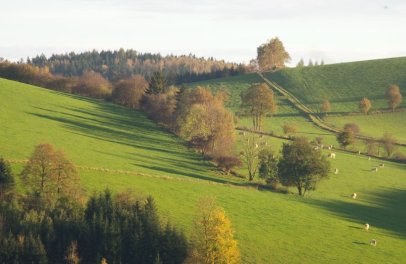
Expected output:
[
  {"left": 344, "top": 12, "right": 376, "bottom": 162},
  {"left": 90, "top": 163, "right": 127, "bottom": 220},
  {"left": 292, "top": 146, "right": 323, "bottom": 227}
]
[{"left": 4, "top": 159, "right": 265, "bottom": 191}]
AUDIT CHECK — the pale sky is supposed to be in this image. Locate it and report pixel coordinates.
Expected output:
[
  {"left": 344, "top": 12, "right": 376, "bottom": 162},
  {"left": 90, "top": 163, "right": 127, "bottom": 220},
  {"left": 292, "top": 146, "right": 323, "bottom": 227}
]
[{"left": 1, "top": 0, "right": 405, "bottom": 65}]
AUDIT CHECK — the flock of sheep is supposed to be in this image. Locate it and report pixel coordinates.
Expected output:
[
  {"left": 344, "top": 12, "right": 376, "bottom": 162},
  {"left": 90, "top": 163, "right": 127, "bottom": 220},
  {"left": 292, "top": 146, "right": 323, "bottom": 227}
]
[{"left": 319, "top": 144, "right": 383, "bottom": 247}]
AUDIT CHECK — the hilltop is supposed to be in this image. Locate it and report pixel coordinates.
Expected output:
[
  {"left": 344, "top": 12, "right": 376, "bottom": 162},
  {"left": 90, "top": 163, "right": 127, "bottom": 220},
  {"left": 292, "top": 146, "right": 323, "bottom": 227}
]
[{"left": 264, "top": 57, "right": 406, "bottom": 113}]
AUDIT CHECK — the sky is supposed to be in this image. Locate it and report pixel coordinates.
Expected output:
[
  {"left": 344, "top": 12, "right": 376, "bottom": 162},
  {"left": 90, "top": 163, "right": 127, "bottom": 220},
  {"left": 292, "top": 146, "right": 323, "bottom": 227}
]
[{"left": 1, "top": 0, "right": 405, "bottom": 65}]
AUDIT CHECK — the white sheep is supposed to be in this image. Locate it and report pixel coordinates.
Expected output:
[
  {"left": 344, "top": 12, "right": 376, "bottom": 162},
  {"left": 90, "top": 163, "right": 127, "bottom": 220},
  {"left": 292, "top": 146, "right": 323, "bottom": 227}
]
[
  {"left": 368, "top": 156, "right": 371, "bottom": 161},
  {"left": 334, "top": 168, "right": 339, "bottom": 174},
  {"left": 370, "top": 239, "right": 377, "bottom": 246},
  {"left": 330, "top": 145, "right": 333, "bottom": 149},
  {"left": 327, "top": 146, "right": 332, "bottom": 150},
  {"left": 351, "top": 193, "right": 357, "bottom": 199},
  {"left": 365, "top": 223, "right": 370, "bottom": 231},
  {"left": 372, "top": 167, "right": 378, "bottom": 172},
  {"left": 358, "top": 150, "right": 361, "bottom": 155},
  {"left": 328, "top": 153, "right": 336, "bottom": 159},
  {"left": 314, "top": 146, "right": 320, "bottom": 150},
  {"left": 379, "top": 163, "right": 384, "bottom": 168}
]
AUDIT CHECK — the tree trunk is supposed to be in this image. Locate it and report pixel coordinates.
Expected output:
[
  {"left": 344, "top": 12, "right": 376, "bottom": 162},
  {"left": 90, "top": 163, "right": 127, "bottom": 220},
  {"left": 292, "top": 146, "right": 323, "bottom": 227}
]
[{"left": 297, "top": 186, "right": 303, "bottom": 196}]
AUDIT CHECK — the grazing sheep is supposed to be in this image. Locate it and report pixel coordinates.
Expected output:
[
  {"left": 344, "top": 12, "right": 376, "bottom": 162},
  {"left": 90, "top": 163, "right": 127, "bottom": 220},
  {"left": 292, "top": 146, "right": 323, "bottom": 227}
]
[
  {"left": 327, "top": 146, "right": 332, "bottom": 150},
  {"left": 379, "top": 163, "right": 384, "bottom": 168},
  {"left": 357, "top": 150, "right": 361, "bottom": 155},
  {"left": 328, "top": 153, "right": 336, "bottom": 159},
  {"left": 372, "top": 167, "right": 378, "bottom": 172},
  {"left": 365, "top": 223, "right": 370, "bottom": 231},
  {"left": 370, "top": 239, "right": 377, "bottom": 246},
  {"left": 334, "top": 168, "right": 339, "bottom": 174},
  {"left": 368, "top": 156, "right": 371, "bottom": 161},
  {"left": 351, "top": 193, "right": 357, "bottom": 199},
  {"left": 330, "top": 145, "right": 333, "bottom": 149}
]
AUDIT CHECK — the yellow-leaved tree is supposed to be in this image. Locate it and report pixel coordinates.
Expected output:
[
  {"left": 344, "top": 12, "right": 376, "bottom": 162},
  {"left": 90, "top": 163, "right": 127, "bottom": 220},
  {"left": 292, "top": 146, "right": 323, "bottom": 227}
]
[{"left": 186, "top": 197, "right": 240, "bottom": 264}]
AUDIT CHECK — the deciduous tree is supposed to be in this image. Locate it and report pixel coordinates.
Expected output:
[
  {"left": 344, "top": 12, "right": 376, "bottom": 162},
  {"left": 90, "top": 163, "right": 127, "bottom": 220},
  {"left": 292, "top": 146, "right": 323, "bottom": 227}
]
[
  {"left": 282, "top": 122, "right": 298, "bottom": 136},
  {"left": 187, "top": 198, "right": 240, "bottom": 264},
  {"left": 241, "top": 83, "right": 276, "bottom": 132},
  {"left": 21, "top": 144, "right": 80, "bottom": 201},
  {"left": 240, "top": 134, "right": 265, "bottom": 181},
  {"left": 321, "top": 100, "right": 331, "bottom": 115},
  {"left": 381, "top": 133, "right": 398, "bottom": 158},
  {"left": 386, "top": 84, "right": 402, "bottom": 111},
  {"left": 113, "top": 75, "right": 148, "bottom": 108},
  {"left": 278, "top": 138, "right": 330, "bottom": 196},
  {"left": 257, "top": 37, "right": 290, "bottom": 71},
  {"left": 359, "top": 98, "right": 372, "bottom": 114}
]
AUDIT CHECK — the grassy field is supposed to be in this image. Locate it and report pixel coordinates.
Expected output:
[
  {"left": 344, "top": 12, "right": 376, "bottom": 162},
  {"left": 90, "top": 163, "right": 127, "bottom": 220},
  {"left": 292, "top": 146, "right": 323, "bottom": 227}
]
[
  {"left": 2, "top": 78, "right": 406, "bottom": 263},
  {"left": 263, "top": 57, "right": 406, "bottom": 113},
  {"left": 325, "top": 112, "right": 406, "bottom": 143},
  {"left": 0, "top": 78, "right": 241, "bottom": 184}
]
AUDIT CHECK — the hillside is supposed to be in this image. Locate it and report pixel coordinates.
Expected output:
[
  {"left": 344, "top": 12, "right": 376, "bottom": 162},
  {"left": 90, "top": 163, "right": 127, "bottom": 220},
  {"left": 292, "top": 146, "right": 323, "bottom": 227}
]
[
  {"left": 264, "top": 57, "right": 406, "bottom": 113},
  {"left": 0, "top": 78, "right": 236, "bottom": 184},
  {"left": 1, "top": 78, "right": 406, "bottom": 263}
]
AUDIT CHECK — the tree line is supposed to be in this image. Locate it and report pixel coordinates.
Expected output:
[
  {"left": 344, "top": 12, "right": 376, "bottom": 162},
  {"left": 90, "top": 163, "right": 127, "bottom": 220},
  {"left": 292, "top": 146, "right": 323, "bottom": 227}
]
[
  {"left": 27, "top": 49, "right": 247, "bottom": 83},
  {"left": 0, "top": 144, "right": 241, "bottom": 263}
]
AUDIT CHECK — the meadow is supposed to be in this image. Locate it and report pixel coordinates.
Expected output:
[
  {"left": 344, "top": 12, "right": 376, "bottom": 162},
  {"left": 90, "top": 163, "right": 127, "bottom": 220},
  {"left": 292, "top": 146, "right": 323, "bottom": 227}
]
[
  {"left": 1, "top": 77, "right": 406, "bottom": 263},
  {"left": 263, "top": 57, "right": 406, "bottom": 113}
]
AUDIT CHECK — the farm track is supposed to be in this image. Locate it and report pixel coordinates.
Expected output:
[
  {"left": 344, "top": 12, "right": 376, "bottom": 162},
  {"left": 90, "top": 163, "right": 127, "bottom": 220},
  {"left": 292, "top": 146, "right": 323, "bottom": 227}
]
[{"left": 257, "top": 72, "right": 406, "bottom": 146}]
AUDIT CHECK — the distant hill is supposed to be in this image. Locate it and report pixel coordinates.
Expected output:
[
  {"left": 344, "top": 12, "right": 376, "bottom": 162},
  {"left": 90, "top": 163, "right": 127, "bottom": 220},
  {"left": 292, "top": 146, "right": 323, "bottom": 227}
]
[{"left": 264, "top": 57, "right": 406, "bottom": 112}]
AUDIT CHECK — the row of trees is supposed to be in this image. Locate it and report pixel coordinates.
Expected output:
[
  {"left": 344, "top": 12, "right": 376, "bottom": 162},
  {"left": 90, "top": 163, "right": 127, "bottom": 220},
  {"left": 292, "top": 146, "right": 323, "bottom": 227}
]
[
  {"left": 28, "top": 49, "right": 247, "bottom": 83},
  {"left": 336, "top": 123, "right": 399, "bottom": 158},
  {"left": 1, "top": 146, "right": 241, "bottom": 263},
  {"left": 296, "top": 59, "right": 325, "bottom": 67},
  {"left": 320, "top": 84, "right": 403, "bottom": 115}
]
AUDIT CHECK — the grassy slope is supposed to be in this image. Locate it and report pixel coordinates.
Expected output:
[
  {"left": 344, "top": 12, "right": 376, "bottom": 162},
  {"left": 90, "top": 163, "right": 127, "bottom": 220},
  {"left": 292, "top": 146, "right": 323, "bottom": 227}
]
[
  {"left": 264, "top": 57, "right": 406, "bottom": 113},
  {"left": 2, "top": 78, "right": 406, "bottom": 263},
  {"left": 326, "top": 112, "right": 406, "bottom": 143},
  {"left": 0, "top": 78, "right": 240, "bottom": 184}
]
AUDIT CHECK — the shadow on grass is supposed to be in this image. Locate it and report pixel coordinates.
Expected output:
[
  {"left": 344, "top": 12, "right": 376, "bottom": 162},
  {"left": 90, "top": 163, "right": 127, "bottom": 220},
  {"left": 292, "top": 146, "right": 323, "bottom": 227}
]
[
  {"left": 26, "top": 101, "right": 235, "bottom": 183},
  {"left": 304, "top": 188, "right": 406, "bottom": 238}
]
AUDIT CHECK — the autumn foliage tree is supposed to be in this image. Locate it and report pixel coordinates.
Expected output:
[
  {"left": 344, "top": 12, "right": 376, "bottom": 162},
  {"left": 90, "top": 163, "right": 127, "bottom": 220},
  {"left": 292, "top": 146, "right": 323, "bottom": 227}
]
[
  {"left": 72, "top": 71, "right": 112, "bottom": 98},
  {"left": 359, "top": 97, "right": 372, "bottom": 114},
  {"left": 381, "top": 133, "right": 398, "bottom": 158},
  {"left": 321, "top": 100, "right": 331, "bottom": 115},
  {"left": 112, "top": 75, "right": 148, "bottom": 108},
  {"left": 282, "top": 122, "right": 298, "bottom": 136},
  {"left": 241, "top": 83, "right": 276, "bottom": 132},
  {"left": 187, "top": 198, "right": 240, "bottom": 264},
  {"left": 257, "top": 37, "right": 291, "bottom": 71},
  {"left": 177, "top": 87, "right": 235, "bottom": 157},
  {"left": 214, "top": 156, "right": 243, "bottom": 175},
  {"left": 336, "top": 123, "right": 359, "bottom": 149},
  {"left": 386, "top": 84, "right": 403, "bottom": 111},
  {"left": 141, "top": 86, "right": 178, "bottom": 127},
  {"left": 21, "top": 144, "right": 80, "bottom": 202}
]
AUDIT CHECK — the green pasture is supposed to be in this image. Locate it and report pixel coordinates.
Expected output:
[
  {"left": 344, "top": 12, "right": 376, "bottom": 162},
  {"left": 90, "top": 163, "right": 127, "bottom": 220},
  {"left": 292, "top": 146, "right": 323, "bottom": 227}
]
[
  {"left": 264, "top": 57, "right": 406, "bottom": 113},
  {"left": 2, "top": 78, "right": 406, "bottom": 263}
]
